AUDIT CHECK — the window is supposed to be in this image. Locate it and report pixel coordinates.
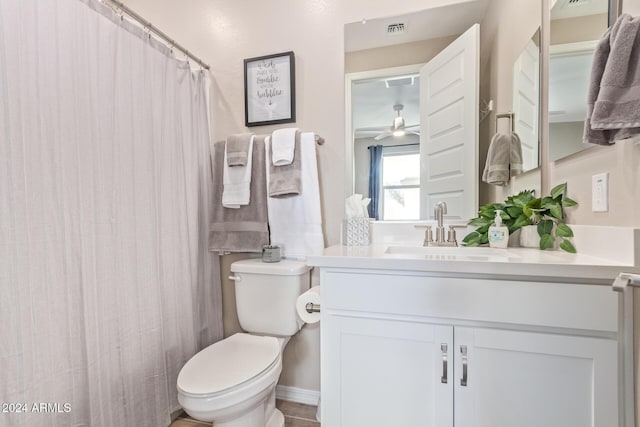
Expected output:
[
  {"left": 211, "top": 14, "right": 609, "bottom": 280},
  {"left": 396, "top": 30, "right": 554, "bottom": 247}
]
[{"left": 380, "top": 145, "right": 420, "bottom": 220}]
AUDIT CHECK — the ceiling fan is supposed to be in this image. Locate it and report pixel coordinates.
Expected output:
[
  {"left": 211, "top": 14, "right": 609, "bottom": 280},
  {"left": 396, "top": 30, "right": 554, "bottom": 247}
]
[{"left": 357, "top": 104, "right": 420, "bottom": 140}]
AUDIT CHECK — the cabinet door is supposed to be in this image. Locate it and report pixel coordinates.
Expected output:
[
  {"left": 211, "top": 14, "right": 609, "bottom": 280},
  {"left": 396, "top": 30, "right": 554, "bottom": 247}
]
[
  {"left": 454, "top": 327, "right": 618, "bottom": 427},
  {"left": 322, "top": 315, "right": 453, "bottom": 427}
]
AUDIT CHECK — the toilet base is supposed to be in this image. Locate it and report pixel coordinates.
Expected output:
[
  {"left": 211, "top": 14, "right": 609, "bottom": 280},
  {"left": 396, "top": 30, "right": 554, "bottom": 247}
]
[
  {"left": 208, "top": 405, "right": 283, "bottom": 427},
  {"left": 265, "top": 408, "right": 284, "bottom": 427}
]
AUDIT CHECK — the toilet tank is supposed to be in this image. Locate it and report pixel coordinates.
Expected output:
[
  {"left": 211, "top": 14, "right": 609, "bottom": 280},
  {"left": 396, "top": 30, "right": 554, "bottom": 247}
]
[{"left": 230, "top": 259, "right": 311, "bottom": 337}]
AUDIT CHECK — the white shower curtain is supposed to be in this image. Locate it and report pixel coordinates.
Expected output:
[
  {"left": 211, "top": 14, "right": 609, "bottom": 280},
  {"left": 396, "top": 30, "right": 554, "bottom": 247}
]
[{"left": 0, "top": 0, "right": 222, "bottom": 426}]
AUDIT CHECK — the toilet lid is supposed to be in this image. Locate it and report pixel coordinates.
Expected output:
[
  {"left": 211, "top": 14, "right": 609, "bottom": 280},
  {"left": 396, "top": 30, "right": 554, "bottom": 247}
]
[{"left": 177, "top": 333, "right": 280, "bottom": 396}]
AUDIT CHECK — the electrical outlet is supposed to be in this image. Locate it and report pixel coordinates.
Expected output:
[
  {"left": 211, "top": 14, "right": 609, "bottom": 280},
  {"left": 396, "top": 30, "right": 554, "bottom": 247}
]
[{"left": 592, "top": 173, "right": 608, "bottom": 212}]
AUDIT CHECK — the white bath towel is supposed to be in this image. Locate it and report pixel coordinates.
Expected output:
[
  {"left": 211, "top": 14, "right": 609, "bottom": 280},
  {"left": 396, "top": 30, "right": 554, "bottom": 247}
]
[
  {"left": 271, "top": 128, "right": 299, "bottom": 166},
  {"left": 223, "top": 135, "right": 255, "bottom": 208},
  {"left": 266, "top": 132, "right": 324, "bottom": 259}
]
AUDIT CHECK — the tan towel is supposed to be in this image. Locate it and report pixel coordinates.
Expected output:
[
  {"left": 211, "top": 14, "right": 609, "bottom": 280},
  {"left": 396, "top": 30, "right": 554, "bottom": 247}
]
[
  {"left": 268, "top": 130, "right": 301, "bottom": 197},
  {"left": 483, "top": 133, "right": 510, "bottom": 186},
  {"left": 209, "top": 136, "right": 269, "bottom": 253},
  {"left": 226, "top": 133, "right": 254, "bottom": 166},
  {"left": 584, "top": 14, "right": 640, "bottom": 145}
]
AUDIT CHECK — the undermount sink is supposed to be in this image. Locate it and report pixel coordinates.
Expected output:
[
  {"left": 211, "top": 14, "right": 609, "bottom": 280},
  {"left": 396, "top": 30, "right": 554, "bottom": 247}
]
[{"left": 384, "top": 245, "right": 521, "bottom": 261}]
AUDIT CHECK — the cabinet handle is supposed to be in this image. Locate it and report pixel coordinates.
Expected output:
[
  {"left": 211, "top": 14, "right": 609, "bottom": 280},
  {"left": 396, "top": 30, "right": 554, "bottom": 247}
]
[
  {"left": 440, "top": 343, "right": 448, "bottom": 384},
  {"left": 460, "top": 345, "right": 468, "bottom": 387}
]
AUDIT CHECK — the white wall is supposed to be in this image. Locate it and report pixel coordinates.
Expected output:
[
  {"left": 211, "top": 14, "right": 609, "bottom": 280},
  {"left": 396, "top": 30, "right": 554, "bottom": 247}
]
[{"left": 549, "top": 122, "right": 589, "bottom": 161}]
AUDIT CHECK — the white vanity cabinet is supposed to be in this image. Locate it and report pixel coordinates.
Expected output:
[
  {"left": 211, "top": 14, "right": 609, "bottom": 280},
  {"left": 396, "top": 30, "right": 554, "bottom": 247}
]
[{"left": 319, "top": 268, "right": 631, "bottom": 427}]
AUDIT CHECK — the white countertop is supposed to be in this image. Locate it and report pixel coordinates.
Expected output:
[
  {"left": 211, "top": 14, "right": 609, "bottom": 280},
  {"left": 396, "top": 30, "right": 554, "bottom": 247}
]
[{"left": 306, "top": 244, "right": 640, "bottom": 283}]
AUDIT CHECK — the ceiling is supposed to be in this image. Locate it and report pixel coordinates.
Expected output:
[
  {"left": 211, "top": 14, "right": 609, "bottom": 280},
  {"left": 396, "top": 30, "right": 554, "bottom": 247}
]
[
  {"left": 550, "top": 0, "right": 608, "bottom": 20},
  {"left": 351, "top": 75, "right": 420, "bottom": 138},
  {"left": 345, "top": 0, "right": 490, "bottom": 53}
]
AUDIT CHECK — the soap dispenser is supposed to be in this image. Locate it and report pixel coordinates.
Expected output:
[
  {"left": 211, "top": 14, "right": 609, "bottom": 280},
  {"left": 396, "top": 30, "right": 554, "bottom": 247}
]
[{"left": 488, "top": 210, "right": 509, "bottom": 249}]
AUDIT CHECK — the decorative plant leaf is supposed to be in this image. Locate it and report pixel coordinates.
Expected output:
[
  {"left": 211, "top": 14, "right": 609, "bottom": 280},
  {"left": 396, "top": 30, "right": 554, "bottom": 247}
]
[
  {"left": 556, "top": 223, "right": 574, "bottom": 238},
  {"left": 513, "top": 215, "right": 532, "bottom": 229},
  {"left": 511, "top": 194, "right": 528, "bottom": 207},
  {"left": 537, "top": 219, "right": 553, "bottom": 236},
  {"left": 469, "top": 217, "right": 491, "bottom": 227},
  {"left": 549, "top": 203, "right": 563, "bottom": 219},
  {"left": 462, "top": 231, "right": 483, "bottom": 246},
  {"left": 560, "top": 239, "right": 576, "bottom": 253},
  {"left": 506, "top": 206, "right": 522, "bottom": 219},
  {"left": 539, "top": 233, "right": 555, "bottom": 250},
  {"left": 550, "top": 183, "right": 566, "bottom": 199},
  {"left": 562, "top": 197, "right": 577, "bottom": 207},
  {"left": 540, "top": 197, "right": 555, "bottom": 209}
]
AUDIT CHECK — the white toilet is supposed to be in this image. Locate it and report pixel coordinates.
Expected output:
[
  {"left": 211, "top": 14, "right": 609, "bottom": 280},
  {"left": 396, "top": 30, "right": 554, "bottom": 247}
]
[{"left": 177, "top": 258, "right": 311, "bottom": 427}]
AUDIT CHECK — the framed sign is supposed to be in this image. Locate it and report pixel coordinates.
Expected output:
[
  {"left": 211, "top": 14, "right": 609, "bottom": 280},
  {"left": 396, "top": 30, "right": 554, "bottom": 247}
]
[{"left": 244, "top": 51, "right": 296, "bottom": 127}]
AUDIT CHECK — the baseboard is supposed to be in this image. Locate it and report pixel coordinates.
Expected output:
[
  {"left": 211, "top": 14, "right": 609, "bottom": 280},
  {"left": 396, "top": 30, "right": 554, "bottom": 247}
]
[{"left": 275, "top": 385, "right": 320, "bottom": 406}]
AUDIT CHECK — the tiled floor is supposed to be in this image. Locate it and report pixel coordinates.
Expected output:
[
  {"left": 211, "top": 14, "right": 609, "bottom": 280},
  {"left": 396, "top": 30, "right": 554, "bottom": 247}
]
[{"left": 169, "top": 400, "right": 320, "bottom": 427}]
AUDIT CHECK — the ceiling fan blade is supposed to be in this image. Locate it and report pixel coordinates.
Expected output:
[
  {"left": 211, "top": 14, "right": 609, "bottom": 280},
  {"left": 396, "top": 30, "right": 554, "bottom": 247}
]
[
  {"left": 374, "top": 131, "right": 392, "bottom": 140},
  {"left": 404, "top": 124, "right": 420, "bottom": 130},
  {"left": 356, "top": 126, "right": 391, "bottom": 132},
  {"left": 409, "top": 130, "right": 421, "bottom": 136}
]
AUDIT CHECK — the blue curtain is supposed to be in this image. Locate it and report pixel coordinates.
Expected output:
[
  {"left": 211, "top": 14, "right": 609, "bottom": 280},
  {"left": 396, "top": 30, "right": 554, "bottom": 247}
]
[{"left": 368, "top": 145, "right": 383, "bottom": 219}]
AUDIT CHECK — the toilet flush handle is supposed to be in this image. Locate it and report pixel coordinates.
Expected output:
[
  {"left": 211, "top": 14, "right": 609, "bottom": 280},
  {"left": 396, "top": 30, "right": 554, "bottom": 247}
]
[{"left": 228, "top": 275, "right": 242, "bottom": 281}]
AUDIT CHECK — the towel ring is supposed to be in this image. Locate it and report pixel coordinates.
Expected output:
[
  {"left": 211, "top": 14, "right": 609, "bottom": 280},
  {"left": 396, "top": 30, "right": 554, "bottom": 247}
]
[{"left": 495, "top": 112, "right": 515, "bottom": 133}]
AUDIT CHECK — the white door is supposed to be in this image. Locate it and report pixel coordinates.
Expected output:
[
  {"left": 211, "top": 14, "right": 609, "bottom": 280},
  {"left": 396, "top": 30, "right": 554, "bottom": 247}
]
[
  {"left": 513, "top": 38, "right": 540, "bottom": 172},
  {"left": 323, "top": 315, "right": 453, "bottom": 427},
  {"left": 454, "top": 327, "right": 619, "bottom": 427},
  {"left": 420, "top": 24, "right": 479, "bottom": 221}
]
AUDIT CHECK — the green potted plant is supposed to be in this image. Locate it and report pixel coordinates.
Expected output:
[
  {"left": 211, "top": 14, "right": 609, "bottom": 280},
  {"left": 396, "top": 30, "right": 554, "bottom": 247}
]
[{"left": 463, "top": 183, "right": 578, "bottom": 253}]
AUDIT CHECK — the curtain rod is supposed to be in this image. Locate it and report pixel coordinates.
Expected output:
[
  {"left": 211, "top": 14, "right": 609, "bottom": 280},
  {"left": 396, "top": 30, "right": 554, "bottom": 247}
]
[{"left": 102, "top": 0, "right": 210, "bottom": 70}]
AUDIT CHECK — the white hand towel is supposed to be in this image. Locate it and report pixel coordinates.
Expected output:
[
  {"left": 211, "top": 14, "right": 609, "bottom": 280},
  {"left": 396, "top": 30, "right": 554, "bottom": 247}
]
[
  {"left": 271, "top": 128, "right": 299, "bottom": 166},
  {"left": 223, "top": 135, "right": 254, "bottom": 208},
  {"left": 266, "top": 132, "right": 324, "bottom": 259}
]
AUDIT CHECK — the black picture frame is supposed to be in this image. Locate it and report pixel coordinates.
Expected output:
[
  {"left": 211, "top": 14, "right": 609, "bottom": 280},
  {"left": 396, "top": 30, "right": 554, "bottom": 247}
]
[{"left": 244, "top": 51, "right": 296, "bottom": 127}]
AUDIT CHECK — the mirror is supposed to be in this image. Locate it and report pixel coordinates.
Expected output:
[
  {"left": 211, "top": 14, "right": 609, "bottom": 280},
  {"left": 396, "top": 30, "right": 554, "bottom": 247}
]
[
  {"left": 512, "top": 29, "right": 541, "bottom": 172},
  {"left": 548, "top": 0, "right": 609, "bottom": 161},
  {"left": 345, "top": 0, "right": 542, "bottom": 221}
]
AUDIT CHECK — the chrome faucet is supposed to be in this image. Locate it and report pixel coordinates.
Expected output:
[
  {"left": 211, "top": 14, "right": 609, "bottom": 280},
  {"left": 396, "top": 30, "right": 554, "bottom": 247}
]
[
  {"left": 415, "top": 201, "right": 465, "bottom": 247},
  {"left": 434, "top": 201, "right": 447, "bottom": 244}
]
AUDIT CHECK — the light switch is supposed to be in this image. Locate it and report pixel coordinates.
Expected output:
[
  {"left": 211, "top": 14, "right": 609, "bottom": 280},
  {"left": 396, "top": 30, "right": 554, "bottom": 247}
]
[{"left": 592, "top": 173, "right": 608, "bottom": 212}]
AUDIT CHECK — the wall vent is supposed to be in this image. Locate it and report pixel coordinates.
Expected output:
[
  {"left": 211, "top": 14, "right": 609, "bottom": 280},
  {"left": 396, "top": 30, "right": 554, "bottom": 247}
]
[
  {"left": 386, "top": 23, "right": 407, "bottom": 36},
  {"left": 567, "top": 0, "right": 590, "bottom": 6}
]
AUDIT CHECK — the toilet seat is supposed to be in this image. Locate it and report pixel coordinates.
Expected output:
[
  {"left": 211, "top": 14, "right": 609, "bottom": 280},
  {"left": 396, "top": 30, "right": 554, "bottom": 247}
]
[{"left": 178, "top": 333, "right": 280, "bottom": 398}]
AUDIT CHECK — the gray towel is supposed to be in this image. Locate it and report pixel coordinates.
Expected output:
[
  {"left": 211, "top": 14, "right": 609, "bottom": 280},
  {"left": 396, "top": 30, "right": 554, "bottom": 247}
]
[
  {"left": 226, "top": 133, "right": 254, "bottom": 166},
  {"left": 584, "top": 14, "right": 640, "bottom": 145},
  {"left": 483, "top": 133, "right": 510, "bottom": 186},
  {"left": 510, "top": 132, "right": 523, "bottom": 178},
  {"left": 209, "top": 136, "right": 269, "bottom": 253},
  {"left": 268, "top": 130, "right": 302, "bottom": 197}
]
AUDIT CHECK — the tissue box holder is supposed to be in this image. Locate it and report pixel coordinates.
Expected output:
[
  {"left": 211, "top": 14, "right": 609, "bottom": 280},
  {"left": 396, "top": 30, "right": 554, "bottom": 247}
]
[{"left": 342, "top": 218, "right": 372, "bottom": 246}]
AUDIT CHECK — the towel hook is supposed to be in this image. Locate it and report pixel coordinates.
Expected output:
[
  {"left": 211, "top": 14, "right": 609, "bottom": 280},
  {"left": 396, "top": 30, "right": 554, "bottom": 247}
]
[{"left": 495, "top": 112, "right": 515, "bottom": 133}]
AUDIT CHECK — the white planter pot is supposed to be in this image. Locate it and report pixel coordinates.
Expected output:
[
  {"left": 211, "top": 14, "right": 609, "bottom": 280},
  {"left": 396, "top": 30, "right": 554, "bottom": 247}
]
[{"left": 519, "top": 225, "right": 540, "bottom": 248}]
